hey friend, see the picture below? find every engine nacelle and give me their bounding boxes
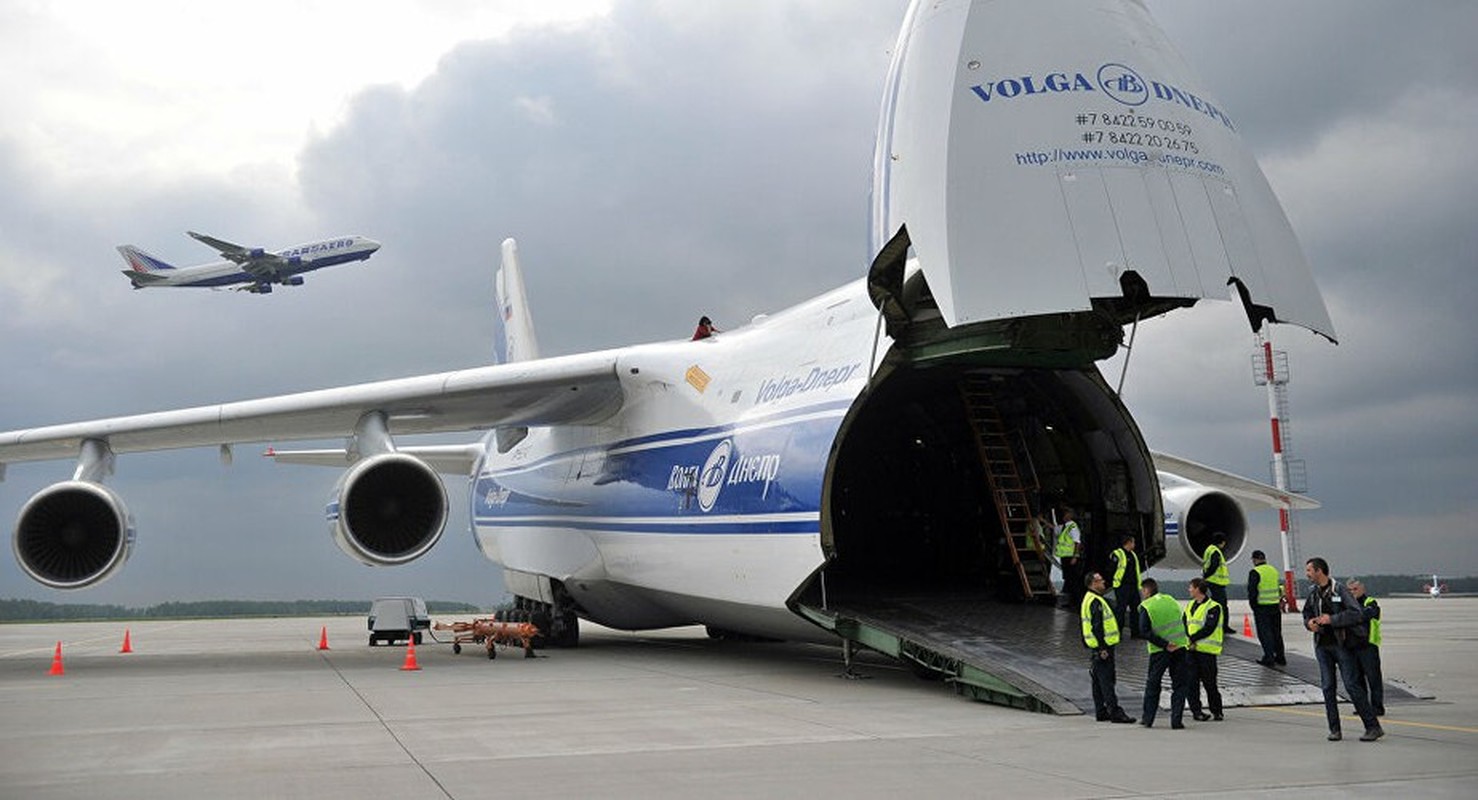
[13,480,136,589]
[329,453,447,566]
[283,275,304,286]
[1157,477,1247,571]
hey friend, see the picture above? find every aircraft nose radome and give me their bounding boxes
[364,239,382,252]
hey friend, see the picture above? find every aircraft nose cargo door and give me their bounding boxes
[799,358,1162,712]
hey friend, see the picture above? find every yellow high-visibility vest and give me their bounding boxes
[1055,521,1079,558]
[1111,547,1141,590]
[1141,592,1187,654]
[1363,596,1382,647]
[1185,598,1224,655]
[1203,544,1230,586]
[1081,592,1120,649]
[1253,563,1281,605]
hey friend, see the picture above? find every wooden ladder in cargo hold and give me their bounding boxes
[959,380,1056,602]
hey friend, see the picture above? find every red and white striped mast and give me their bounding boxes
[1255,329,1301,611]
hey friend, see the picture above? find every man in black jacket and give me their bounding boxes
[1303,557,1382,742]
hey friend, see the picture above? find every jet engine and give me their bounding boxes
[329,453,447,566]
[13,480,136,589]
[283,276,304,286]
[1156,476,1248,571]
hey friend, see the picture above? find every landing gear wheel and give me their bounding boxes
[487,643,497,660]
[452,643,462,655]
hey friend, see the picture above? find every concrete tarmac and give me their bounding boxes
[2,597,1476,799]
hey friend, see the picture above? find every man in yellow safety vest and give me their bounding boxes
[1081,572,1135,724]
[1136,577,1191,729]
[1056,506,1084,608]
[1110,535,1142,638]
[1248,550,1286,666]
[1200,534,1233,634]
[1347,579,1385,716]
[1185,577,1224,722]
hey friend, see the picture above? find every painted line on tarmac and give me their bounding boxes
[1254,705,1478,734]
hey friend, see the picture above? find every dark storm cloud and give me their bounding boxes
[3,1,1475,605]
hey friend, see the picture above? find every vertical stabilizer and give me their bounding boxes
[494,238,541,364]
[116,245,176,273]
[492,238,539,453]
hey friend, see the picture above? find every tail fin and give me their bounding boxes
[492,238,540,454]
[116,245,176,274]
[493,238,540,364]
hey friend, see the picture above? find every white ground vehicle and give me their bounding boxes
[366,596,430,646]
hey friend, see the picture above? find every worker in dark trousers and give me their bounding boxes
[1184,577,1224,722]
[1347,579,1385,716]
[1303,557,1383,742]
[1200,533,1233,633]
[1109,534,1142,638]
[1081,572,1135,724]
[1248,550,1286,666]
[1137,578,1190,729]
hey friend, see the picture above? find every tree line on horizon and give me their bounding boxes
[0,598,484,623]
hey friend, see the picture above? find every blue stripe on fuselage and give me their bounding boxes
[473,401,851,533]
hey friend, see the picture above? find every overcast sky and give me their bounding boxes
[2,1,1474,607]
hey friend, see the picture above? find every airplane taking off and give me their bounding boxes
[1390,575,1478,599]
[118,231,380,294]
[2,1,1333,694]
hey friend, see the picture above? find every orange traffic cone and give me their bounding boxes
[317,626,330,651]
[120,629,133,654]
[400,638,422,671]
[48,642,65,676]
[1242,613,1253,637]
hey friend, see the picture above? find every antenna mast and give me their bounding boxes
[1253,329,1306,612]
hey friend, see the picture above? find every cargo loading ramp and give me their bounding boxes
[796,593,1429,715]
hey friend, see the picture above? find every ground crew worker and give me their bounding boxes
[1081,572,1135,724]
[1109,535,1142,638]
[1137,577,1190,729]
[1185,577,1224,722]
[1347,579,1386,716]
[1303,557,1382,742]
[1248,550,1286,666]
[1056,506,1083,608]
[1200,533,1233,633]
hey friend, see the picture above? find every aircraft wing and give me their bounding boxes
[1151,450,1320,511]
[265,444,485,476]
[0,351,623,465]
[187,231,285,278]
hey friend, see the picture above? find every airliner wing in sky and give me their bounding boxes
[188,231,283,278]
[0,351,623,463]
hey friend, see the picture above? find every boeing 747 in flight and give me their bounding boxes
[118,231,380,294]
[3,0,1333,709]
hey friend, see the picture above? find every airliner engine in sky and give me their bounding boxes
[118,231,380,294]
[3,0,1331,683]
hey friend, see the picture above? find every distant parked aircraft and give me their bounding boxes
[118,231,380,294]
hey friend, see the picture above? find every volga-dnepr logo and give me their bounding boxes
[967,62,1234,129]
[696,439,732,512]
[1096,62,1147,106]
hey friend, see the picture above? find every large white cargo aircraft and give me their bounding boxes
[3,0,1329,652]
[119,231,381,294]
